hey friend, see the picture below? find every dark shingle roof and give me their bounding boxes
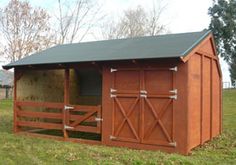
[3,30,211,69]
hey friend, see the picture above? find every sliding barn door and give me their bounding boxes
[110,67,177,147]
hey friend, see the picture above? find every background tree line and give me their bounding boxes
[209,0,236,83]
[0,0,167,63]
[0,0,235,82]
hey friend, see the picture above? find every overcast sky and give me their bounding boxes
[0,0,231,82]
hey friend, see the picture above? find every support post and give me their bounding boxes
[13,69,18,133]
[63,68,70,139]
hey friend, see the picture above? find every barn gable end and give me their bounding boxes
[186,35,222,152]
[198,37,216,56]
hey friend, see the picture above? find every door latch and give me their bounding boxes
[64,105,74,110]
[95,117,103,122]
[64,125,74,130]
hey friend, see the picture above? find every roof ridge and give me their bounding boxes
[60,30,209,46]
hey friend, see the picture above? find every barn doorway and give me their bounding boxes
[110,67,176,146]
[14,67,102,142]
[64,67,102,141]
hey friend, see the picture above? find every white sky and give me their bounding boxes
[0,0,231,82]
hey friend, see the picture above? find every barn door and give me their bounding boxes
[110,67,177,147]
[141,68,176,146]
[110,68,141,143]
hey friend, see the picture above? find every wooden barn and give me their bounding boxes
[3,30,222,155]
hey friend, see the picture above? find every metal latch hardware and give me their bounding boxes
[169,89,177,94]
[111,68,117,72]
[140,90,147,94]
[140,94,147,98]
[110,94,116,98]
[169,95,177,100]
[169,66,178,72]
[110,135,117,140]
[169,142,177,147]
[95,117,103,122]
[110,88,117,93]
[64,125,74,130]
[64,105,74,110]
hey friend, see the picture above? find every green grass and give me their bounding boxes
[0,90,236,164]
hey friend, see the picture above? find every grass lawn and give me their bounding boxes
[0,90,235,164]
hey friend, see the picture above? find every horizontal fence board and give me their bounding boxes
[70,114,95,122]
[72,105,101,112]
[16,101,64,109]
[17,121,63,130]
[17,111,62,119]
[73,125,100,133]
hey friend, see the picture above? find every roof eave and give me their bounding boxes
[180,30,212,63]
[3,56,182,70]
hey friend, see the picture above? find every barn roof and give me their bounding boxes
[3,30,211,69]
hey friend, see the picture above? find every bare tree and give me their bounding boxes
[146,3,166,36]
[103,4,166,39]
[56,0,103,44]
[0,0,54,62]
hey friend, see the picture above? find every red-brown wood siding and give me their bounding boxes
[187,37,222,152]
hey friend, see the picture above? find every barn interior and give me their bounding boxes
[15,66,102,141]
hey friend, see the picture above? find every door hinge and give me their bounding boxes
[169,141,177,147]
[110,94,116,98]
[64,125,74,130]
[169,89,178,94]
[64,105,74,110]
[111,68,117,72]
[140,90,147,94]
[110,135,117,140]
[169,95,177,100]
[95,117,103,122]
[169,66,178,72]
[110,88,117,93]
